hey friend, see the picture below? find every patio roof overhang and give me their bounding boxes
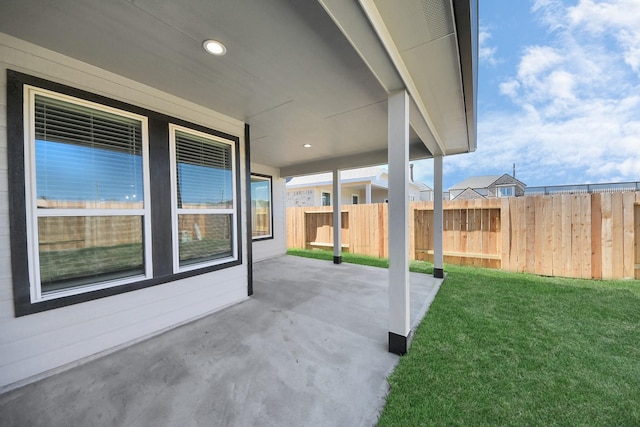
[0,0,477,176]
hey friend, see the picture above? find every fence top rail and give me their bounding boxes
[525,181,640,195]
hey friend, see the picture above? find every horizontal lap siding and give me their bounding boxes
[0,34,247,390]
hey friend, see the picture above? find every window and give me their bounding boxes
[170,125,237,271]
[322,192,331,206]
[251,174,273,240]
[24,87,151,301]
[498,186,514,197]
[352,194,359,205]
[9,71,243,315]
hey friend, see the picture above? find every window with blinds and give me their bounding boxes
[171,125,236,270]
[10,73,243,314]
[27,88,151,300]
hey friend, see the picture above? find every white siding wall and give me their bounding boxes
[371,188,389,203]
[408,184,422,202]
[420,190,434,202]
[0,34,250,390]
[316,186,331,206]
[344,189,364,205]
[251,163,286,261]
[286,186,370,206]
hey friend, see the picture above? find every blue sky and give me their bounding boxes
[414,0,640,190]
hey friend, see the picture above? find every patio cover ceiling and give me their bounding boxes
[0,0,477,176]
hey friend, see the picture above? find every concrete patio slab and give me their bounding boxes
[0,255,443,427]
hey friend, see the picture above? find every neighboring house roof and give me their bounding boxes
[452,188,485,200]
[449,174,526,191]
[449,175,501,191]
[413,181,433,191]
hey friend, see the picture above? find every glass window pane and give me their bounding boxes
[178,214,232,266]
[38,216,144,293]
[34,95,144,207]
[175,130,232,209]
[251,176,272,239]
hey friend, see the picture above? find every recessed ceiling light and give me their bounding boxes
[203,39,227,56]
[303,144,312,148]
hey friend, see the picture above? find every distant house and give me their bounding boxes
[286,166,433,207]
[448,174,526,200]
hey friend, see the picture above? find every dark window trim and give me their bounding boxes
[321,191,331,206]
[250,172,274,242]
[7,69,243,317]
[245,124,253,296]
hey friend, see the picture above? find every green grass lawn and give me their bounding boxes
[286,248,434,274]
[288,249,640,426]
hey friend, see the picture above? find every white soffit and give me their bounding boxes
[0,0,474,173]
[336,0,469,156]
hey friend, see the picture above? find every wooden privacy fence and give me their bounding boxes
[500,192,640,280]
[287,205,387,257]
[286,192,640,280]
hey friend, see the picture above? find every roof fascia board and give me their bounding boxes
[287,177,372,189]
[281,142,431,177]
[452,0,478,153]
[282,148,388,177]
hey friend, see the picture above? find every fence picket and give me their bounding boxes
[623,192,635,279]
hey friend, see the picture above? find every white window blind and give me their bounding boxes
[35,95,142,153]
[34,94,144,206]
[28,90,150,300]
[175,130,232,209]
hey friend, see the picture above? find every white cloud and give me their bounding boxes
[499,80,520,98]
[531,0,568,30]
[619,30,640,72]
[463,0,640,186]
[517,46,563,81]
[567,0,640,73]
[479,27,498,65]
[546,70,576,101]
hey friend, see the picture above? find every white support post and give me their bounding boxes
[433,156,444,278]
[387,90,410,355]
[365,183,372,204]
[332,169,342,264]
